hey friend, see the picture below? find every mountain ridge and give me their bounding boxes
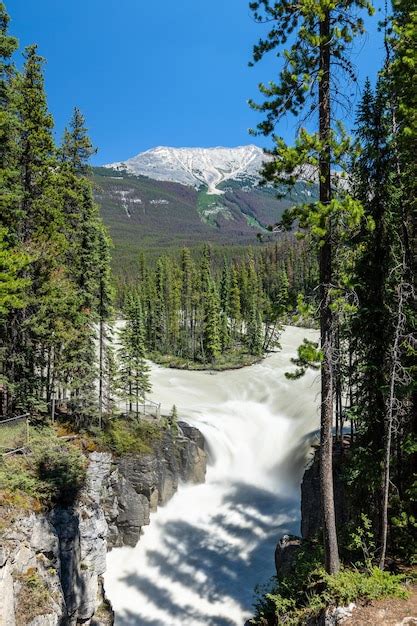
[104,144,270,195]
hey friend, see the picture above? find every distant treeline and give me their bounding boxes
[120,239,318,364]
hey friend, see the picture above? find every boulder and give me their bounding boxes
[275,534,303,578]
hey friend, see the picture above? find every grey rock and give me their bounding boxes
[275,534,303,578]
[27,616,60,626]
[0,559,15,626]
[301,447,349,540]
[30,517,59,558]
[1,423,207,625]
[86,452,113,504]
[108,470,150,547]
[324,603,356,625]
[178,422,205,449]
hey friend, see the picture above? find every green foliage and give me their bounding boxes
[348,513,377,569]
[0,228,29,321]
[0,5,113,422]
[124,238,316,369]
[15,567,51,626]
[285,338,322,379]
[30,432,86,504]
[167,404,179,434]
[253,551,408,626]
[117,292,151,413]
[97,417,162,455]
[0,428,86,507]
[60,107,96,175]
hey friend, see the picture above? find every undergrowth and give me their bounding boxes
[251,540,409,625]
[94,417,162,454]
[0,426,86,511]
[15,568,51,625]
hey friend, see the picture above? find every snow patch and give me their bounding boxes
[105,145,270,194]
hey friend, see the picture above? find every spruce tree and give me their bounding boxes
[60,107,96,175]
[229,267,241,340]
[0,1,20,234]
[117,293,151,416]
[246,300,263,357]
[249,0,374,573]
[203,282,221,362]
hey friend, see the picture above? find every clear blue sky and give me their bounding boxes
[7,0,385,165]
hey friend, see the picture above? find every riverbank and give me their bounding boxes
[149,348,265,371]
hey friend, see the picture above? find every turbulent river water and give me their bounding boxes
[104,326,320,626]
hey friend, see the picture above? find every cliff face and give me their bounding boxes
[274,445,349,580]
[300,446,349,541]
[0,423,206,626]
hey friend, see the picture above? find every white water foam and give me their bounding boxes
[104,326,319,626]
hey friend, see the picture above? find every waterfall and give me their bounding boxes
[104,326,319,626]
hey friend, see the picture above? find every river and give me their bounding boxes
[104,326,320,626]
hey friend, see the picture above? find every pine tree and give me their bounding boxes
[203,282,221,362]
[60,107,96,175]
[249,0,374,574]
[229,267,241,340]
[97,226,114,424]
[168,404,179,434]
[117,293,151,416]
[246,300,263,357]
[180,247,194,356]
[220,311,231,353]
[351,78,393,455]
[219,260,230,314]
[11,44,68,411]
[0,2,20,234]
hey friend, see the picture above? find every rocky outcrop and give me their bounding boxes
[301,445,349,541]
[274,535,303,579]
[273,446,349,582]
[0,422,206,625]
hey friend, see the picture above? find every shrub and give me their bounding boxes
[251,542,409,626]
[96,417,162,455]
[15,568,51,625]
[30,434,87,505]
[0,427,87,508]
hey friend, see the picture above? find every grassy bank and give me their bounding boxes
[150,348,265,371]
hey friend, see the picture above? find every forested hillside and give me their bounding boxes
[93,165,310,278]
[119,239,317,369]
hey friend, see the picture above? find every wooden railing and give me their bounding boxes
[0,413,30,455]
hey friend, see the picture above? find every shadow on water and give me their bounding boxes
[115,482,299,626]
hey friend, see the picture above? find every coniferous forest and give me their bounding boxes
[0,0,416,624]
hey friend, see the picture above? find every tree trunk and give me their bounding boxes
[319,10,340,575]
[379,263,405,569]
[98,280,104,429]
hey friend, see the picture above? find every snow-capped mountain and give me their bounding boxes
[105,145,270,195]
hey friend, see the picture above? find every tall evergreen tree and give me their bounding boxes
[117,293,151,416]
[249,0,374,573]
[203,282,221,362]
[60,107,96,175]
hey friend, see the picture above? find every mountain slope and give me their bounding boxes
[95,145,316,271]
[105,145,268,195]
